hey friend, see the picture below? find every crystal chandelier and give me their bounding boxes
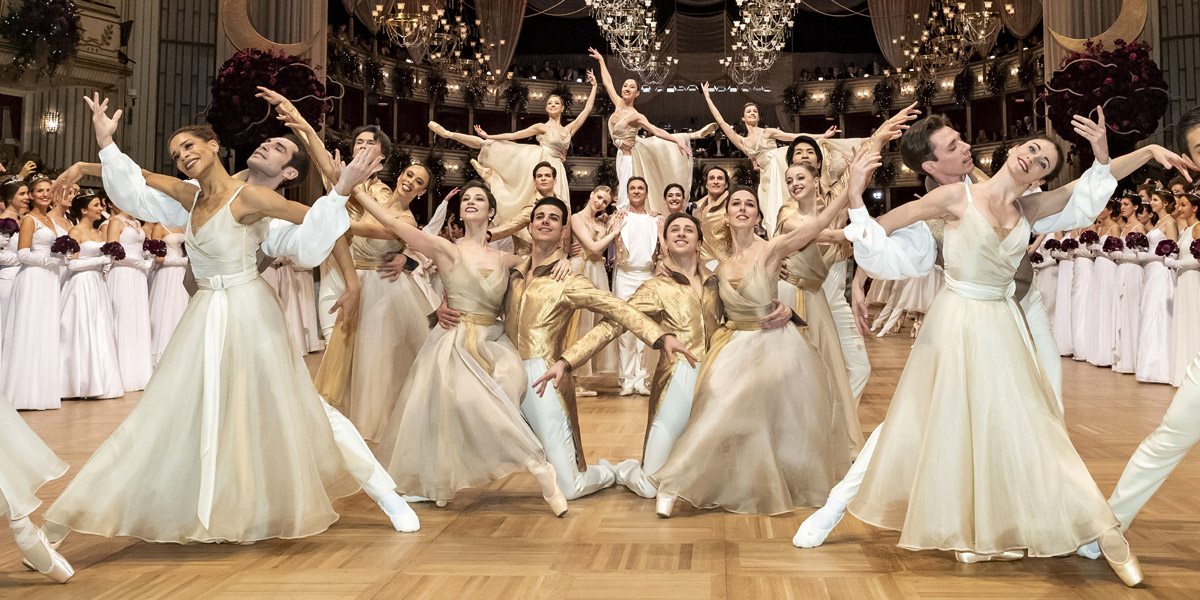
[902,0,972,79]
[587,0,677,85]
[959,1,1015,54]
[373,2,438,58]
[720,0,799,86]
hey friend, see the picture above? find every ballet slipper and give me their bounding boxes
[633,382,650,396]
[1098,528,1144,587]
[527,462,569,517]
[428,121,450,137]
[1076,540,1101,560]
[402,495,431,503]
[954,550,1024,563]
[377,491,420,532]
[434,500,450,508]
[655,491,676,518]
[575,387,598,397]
[792,499,846,548]
[691,123,719,139]
[11,519,74,583]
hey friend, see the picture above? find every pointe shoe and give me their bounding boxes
[1098,528,1144,587]
[691,122,719,139]
[954,550,1024,563]
[619,385,634,397]
[575,387,598,397]
[528,462,569,517]
[633,382,650,396]
[435,500,450,508]
[377,491,421,532]
[428,121,450,137]
[792,506,845,549]
[12,522,74,583]
[655,492,676,518]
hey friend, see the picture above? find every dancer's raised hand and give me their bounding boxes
[587,47,604,62]
[821,125,841,139]
[334,146,384,196]
[82,92,122,148]
[1072,106,1109,165]
[586,69,597,86]
[474,125,490,139]
[847,146,883,199]
[1147,145,1196,183]
[874,101,920,143]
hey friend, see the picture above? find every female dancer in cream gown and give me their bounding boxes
[60,193,124,399]
[1,175,66,410]
[1136,190,1179,383]
[774,163,862,455]
[652,150,870,517]
[1088,206,1122,367]
[1,397,74,582]
[1051,231,1075,355]
[106,207,153,390]
[589,47,702,212]
[428,70,596,225]
[147,222,189,365]
[1171,195,1200,386]
[0,178,29,314]
[844,136,1143,586]
[361,182,569,515]
[1112,196,1147,374]
[568,185,624,378]
[43,95,407,544]
[699,85,838,234]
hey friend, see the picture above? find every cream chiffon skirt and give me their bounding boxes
[44,278,366,543]
[849,290,1118,556]
[375,320,545,502]
[651,325,850,515]
[0,398,68,520]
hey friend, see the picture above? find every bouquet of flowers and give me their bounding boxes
[143,238,167,258]
[50,235,79,256]
[1061,238,1080,252]
[0,217,18,239]
[1044,238,1062,251]
[1155,239,1179,257]
[100,241,126,261]
[1192,239,1200,260]
[1030,252,1045,264]
[1079,230,1100,246]
[1124,232,1149,251]
[1102,236,1125,253]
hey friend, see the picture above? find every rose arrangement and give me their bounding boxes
[0,0,81,80]
[1079,230,1100,246]
[0,217,19,238]
[1155,239,1179,257]
[1044,238,1062,251]
[1102,236,1125,253]
[1192,239,1200,260]
[143,238,167,258]
[1124,232,1149,251]
[1042,40,1169,157]
[1030,251,1044,264]
[207,48,329,148]
[50,235,79,256]
[100,241,126,261]
[1061,238,1080,252]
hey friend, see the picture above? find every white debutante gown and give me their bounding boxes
[1070,250,1094,362]
[0,396,68,520]
[276,260,322,354]
[44,188,367,543]
[108,215,153,391]
[1111,243,1145,374]
[746,135,787,236]
[1033,239,1058,321]
[1087,238,1119,367]
[1135,228,1174,383]
[473,129,571,227]
[148,232,189,365]
[1172,225,1200,386]
[60,241,124,399]
[849,189,1119,556]
[0,227,17,317]
[1053,253,1074,355]
[1,220,65,410]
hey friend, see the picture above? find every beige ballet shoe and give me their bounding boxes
[1098,528,1144,587]
[428,121,450,138]
[12,521,74,583]
[527,462,569,517]
[575,387,598,397]
[953,550,1024,563]
[691,122,719,139]
[435,500,450,508]
[655,492,676,518]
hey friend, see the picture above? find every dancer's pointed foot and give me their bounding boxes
[793,498,845,548]
[528,462,569,517]
[1098,528,1144,587]
[1077,540,1101,560]
[954,550,1024,563]
[378,491,421,532]
[11,520,74,583]
[428,121,449,137]
[655,491,676,518]
[691,122,719,138]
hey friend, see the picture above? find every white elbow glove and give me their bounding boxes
[17,249,64,269]
[67,255,112,273]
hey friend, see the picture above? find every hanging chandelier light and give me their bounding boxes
[587,0,677,85]
[959,1,1015,53]
[373,2,438,59]
[901,0,973,80]
[721,0,799,86]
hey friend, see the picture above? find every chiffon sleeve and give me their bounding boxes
[843,206,937,280]
[98,144,191,228]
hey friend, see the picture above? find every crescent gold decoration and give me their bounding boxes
[221,0,321,55]
[1047,0,1147,53]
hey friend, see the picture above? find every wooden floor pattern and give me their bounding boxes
[4,329,1200,599]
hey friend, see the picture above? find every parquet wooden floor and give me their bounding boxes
[3,330,1199,599]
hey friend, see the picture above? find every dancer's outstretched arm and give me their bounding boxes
[353,183,458,269]
[588,47,624,108]
[766,125,840,144]
[769,147,876,264]
[699,83,747,154]
[565,71,599,136]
